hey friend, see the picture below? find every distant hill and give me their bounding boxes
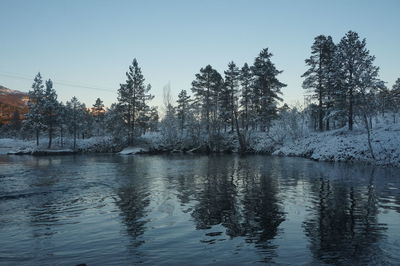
[0,85,29,124]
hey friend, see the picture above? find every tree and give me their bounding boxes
[26,72,45,146]
[137,84,154,135]
[92,98,105,135]
[58,102,67,147]
[336,31,380,131]
[66,96,83,150]
[10,110,22,132]
[240,63,253,130]
[42,79,60,148]
[251,48,286,131]
[223,61,240,132]
[191,65,223,135]
[148,106,159,132]
[389,78,400,123]
[302,35,336,131]
[118,58,147,144]
[104,103,126,143]
[176,89,191,131]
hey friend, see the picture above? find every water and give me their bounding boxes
[0,155,399,265]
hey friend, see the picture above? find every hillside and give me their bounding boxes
[0,85,29,124]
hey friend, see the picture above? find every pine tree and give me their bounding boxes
[191,65,223,135]
[104,103,126,143]
[118,58,146,144]
[58,102,67,147]
[148,106,159,132]
[302,35,336,131]
[251,48,286,131]
[11,110,21,132]
[176,89,191,131]
[137,84,154,135]
[336,31,380,130]
[66,96,83,150]
[239,63,253,130]
[26,72,45,146]
[42,79,59,148]
[390,78,400,122]
[92,98,105,135]
[223,61,240,132]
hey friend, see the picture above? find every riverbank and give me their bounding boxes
[273,123,400,167]
[1,123,399,166]
[0,137,122,155]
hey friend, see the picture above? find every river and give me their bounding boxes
[0,154,399,265]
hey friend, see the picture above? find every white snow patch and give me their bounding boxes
[118,146,149,155]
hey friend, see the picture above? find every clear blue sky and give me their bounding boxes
[1,0,399,108]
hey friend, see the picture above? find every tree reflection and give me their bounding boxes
[114,157,151,248]
[183,156,285,262]
[303,168,388,265]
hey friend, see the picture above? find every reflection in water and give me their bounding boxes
[303,167,391,265]
[114,158,151,248]
[0,155,399,265]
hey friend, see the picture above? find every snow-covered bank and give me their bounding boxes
[118,146,149,155]
[273,123,400,167]
[2,123,399,167]
[0,136,122,155]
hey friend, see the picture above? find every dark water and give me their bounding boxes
[0,155,399,265]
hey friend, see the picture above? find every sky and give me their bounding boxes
[1,0,399,109]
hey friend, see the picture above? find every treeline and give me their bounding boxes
[12,65,159,149]
[1,30,400,153]
[302,31,400,132]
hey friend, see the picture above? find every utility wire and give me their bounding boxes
[0,71,116,93]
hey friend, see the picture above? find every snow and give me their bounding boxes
[1,118,399,167]
[0,136,121,155]
[273,122,400,167]
[118,146,149,155]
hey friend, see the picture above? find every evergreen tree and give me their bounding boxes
[58,102,67,147]
[26,72,45,146]
[239,63,253,130]
[223,61,240,132]
[42,79,59,148]
[104,103,126,143]
[66,96,83,149]
[10,110,22,132]
[251,48,286,131]
[92,97,105,135]
[176,89,191,131]
[302,35,336,131]
[137,84,154,134]
[390,78,400,122]
[148,106,159,132]
[336,31,380,130]
[191,65,223,135]
[118,58,146,144]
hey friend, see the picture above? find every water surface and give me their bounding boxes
[0,155,399,265]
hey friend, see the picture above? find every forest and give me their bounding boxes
[1,31,400,164]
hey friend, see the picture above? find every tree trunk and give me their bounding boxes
[319,90,323,131]
[60,126,63,148]
[73,126,76,150]
[48,124,52,149]
[234,110,246,154]
[36,129,39,146]
[363,113,375,160]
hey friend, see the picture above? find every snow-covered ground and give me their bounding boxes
[273,123,400,167]
[0,136,120,155]
[1,121,399,167]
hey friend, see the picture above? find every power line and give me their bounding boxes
[0,71,116,93]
